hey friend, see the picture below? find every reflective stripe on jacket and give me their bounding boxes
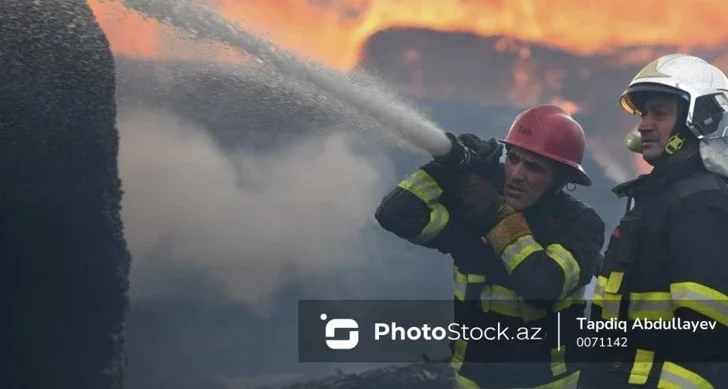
[581,156,728,389]
[376,161,606,388]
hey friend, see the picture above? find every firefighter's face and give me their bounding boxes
[503,147,554,211]
[637,95,678,164]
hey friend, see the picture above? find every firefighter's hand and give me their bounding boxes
[457,134,504,166]
[435,132,478,170]
[458,174,511,236]
[457,133,504,184]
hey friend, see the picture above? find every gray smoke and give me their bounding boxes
[118,108,397,307]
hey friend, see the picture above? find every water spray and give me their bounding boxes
[118,0,453,158]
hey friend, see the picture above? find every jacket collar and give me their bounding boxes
[522,189,562,233]
[612,153,705,200]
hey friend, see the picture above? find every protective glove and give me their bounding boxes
[434,132,478,171]
[457,133,504,166]
[457,133,505,184]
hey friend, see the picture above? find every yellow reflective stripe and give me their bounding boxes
[671,282,728,327]
[450,339,467,372]
[453,268,486,301]
[454,281,466,301]
[455,264,584,320]
[397,169,441,200]
[453,371,479,389]
[411,203,449,244]
[467,274,486,283]
[592,275,607,308]
[501,235,542,273]
[481,285,585,321]
[397,169,450,244]
[545,243,582,298]
[454,370,580,389]
[658,361,714,389]
[550,347,567,377]
[628,349,654,385]
[598,272,623,320]
[629,292,673,320]
[592,275,621,319]
[602,293,622,320]
[498,237,580,300]
[454,269,466,301]
[481,284,523,317]
[554,287,586,311]
[606,271,624,293]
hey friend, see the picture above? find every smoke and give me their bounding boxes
[586,136,633,184]
[118,109,393,307]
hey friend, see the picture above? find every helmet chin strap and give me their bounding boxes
[659,133,686,159]
[647,131,685,169]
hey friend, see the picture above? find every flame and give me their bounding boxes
[89,0,728,71]
[550,97,580,116]
[219,0,728,72]
[88,0,246,62]
[87,0,728,179]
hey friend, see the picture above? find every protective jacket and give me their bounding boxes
[579,154,728,388]
[375,160,605,389]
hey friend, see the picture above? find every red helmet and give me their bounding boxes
[500,104,591,187]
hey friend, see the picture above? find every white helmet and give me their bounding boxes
[620,53,728,176]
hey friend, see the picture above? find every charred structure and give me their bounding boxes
[0,1,131,388]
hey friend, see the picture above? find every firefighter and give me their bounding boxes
[375,104,606,389]
[578,54,728,388]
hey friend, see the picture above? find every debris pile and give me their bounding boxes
[269,363,453,389]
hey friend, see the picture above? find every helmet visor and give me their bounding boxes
[619,83,690,115]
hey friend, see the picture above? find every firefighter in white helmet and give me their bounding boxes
[579,54,728,388]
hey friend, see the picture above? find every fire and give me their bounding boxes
[87,0,246,62]
[550,98,580,116]
[87,0,727,178]
[90,0,728,72]
[88,0,160,58]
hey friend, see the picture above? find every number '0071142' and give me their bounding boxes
[575,336,628,348]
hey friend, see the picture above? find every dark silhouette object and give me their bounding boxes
[0,1,131,388]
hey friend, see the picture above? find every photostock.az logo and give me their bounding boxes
[320,313,359,350]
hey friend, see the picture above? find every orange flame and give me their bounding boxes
[550,97,580,116]
[88,0,246,62]
[90,0,728,71]
[87,0,728,178]
[217,0,728,72]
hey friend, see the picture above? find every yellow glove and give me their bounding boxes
[485,204,532,255]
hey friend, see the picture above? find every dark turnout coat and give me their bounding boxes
[579,155,728,389]
[376,160,605,389]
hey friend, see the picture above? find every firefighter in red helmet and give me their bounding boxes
[375,104,606,388]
